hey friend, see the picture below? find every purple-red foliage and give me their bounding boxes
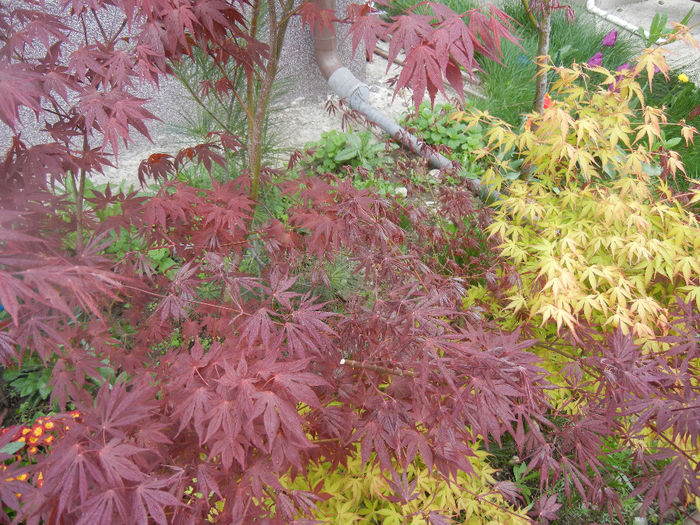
[1,0,698,523]
[347,0,520,109]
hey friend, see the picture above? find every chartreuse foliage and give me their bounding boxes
[281,447,529,524]
[457,51,700,340]
[458,47,700,523]
[492,179,700,338]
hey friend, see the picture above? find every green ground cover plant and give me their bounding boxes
[403,103,487,180]
[301,129,397,174]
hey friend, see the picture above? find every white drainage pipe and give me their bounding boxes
[586,0,641,34]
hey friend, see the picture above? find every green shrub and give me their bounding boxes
[403,102,487,179]
[301,129,397,174]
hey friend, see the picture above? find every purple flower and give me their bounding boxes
[609,63,632,92]
[602,30,617,47]
[588,52,603,67]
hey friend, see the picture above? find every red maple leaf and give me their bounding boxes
[298,2,337,36]
[0,64,44,129]
[346,5,387,60]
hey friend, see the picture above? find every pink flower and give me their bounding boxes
[588,52,603,67]
[602,30,617,47]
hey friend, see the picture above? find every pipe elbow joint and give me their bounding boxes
[328,67,370,109]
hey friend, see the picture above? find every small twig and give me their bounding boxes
[340,358,417,377]
[312,437,342,444]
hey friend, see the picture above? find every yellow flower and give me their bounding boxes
[678,73,689,83]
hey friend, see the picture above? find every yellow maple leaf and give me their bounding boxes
[634,47,670,89]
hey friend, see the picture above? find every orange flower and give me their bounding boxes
[37,472,44,489]
[28,436,39,445]
[31,426,43,438]
[20,428,31,436]
[44,435,55,445]
[44,421,55,431]
[27,447,38,455]
[543,93,553,109]
[69,410,80,419]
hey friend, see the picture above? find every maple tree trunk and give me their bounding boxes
[74,14,93,252]
[533,12,551,114]
[521,0,552,114]
[248,0,297,201]
[247,0,263,197]
[75,169,86,251]
[74,134,89,252]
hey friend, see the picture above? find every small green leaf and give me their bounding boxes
[148,248,169,260]
[0,441,26,455]
[664,136,681,148]
[335,148,359,162]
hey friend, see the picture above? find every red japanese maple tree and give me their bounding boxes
[0,0,698,523]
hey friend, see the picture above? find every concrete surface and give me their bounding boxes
[593,0,700,81]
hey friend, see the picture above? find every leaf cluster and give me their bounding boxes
[464,58,700,340]
[301,129,396,174]
[282,446,530,524]
[403,102,486,178]
[347,0,521,109]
